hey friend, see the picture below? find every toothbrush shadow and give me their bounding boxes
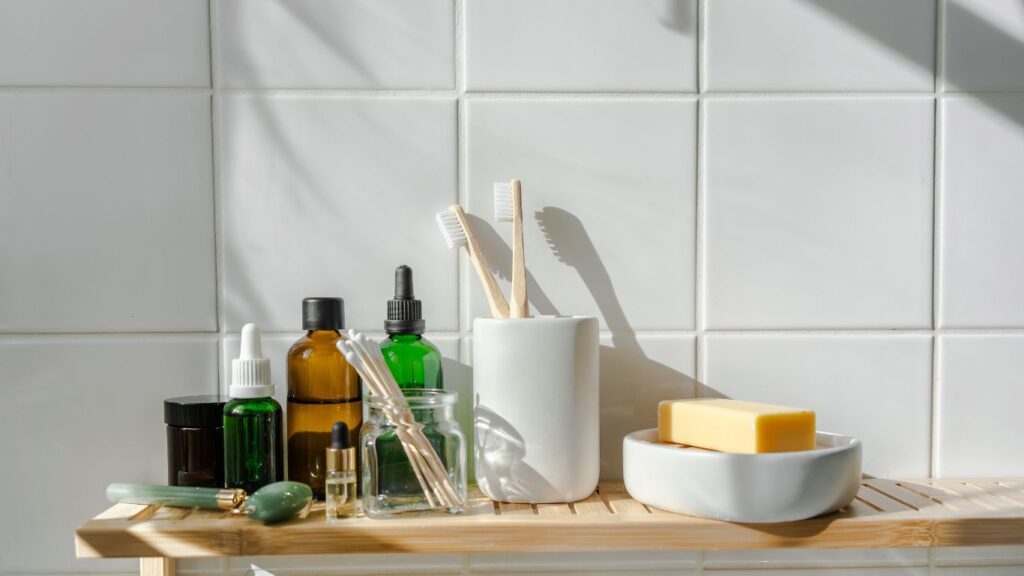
[535,207,700,478]
[466,214,559,315]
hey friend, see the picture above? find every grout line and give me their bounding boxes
[936,0,947,95]
[928,0,946,481]
[932,336,944,477]
[209,0,223,335]
[455,0,469,334]
[207,0,226,389]
[0,332,223,340]
[5,85,1022,98]
[694,97,706,335]
[0,86,212,94]
[220,88,458,99]
[5,328,1024,340]
[695,0,707,401]
[697,0,707,94]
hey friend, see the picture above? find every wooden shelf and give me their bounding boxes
[77,478,1024,569]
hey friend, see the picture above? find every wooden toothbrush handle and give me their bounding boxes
[451,205,510,319]
[510,180,528,318]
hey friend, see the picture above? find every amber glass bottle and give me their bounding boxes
[287,298,361,499]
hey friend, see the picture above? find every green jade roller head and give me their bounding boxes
[106,481,313,524]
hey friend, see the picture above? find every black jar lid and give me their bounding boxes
[164,395,230,428]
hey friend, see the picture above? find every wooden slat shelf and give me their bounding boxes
[76,478,1024,564]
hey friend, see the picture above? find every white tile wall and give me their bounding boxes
[465,99,697,331]
[703,335,934,477]
[218,0,455,89]
[936,336,1024,476]
[220,96,458,333]
[939,96,1024,328]
[707,569,928,576]
[0,0,210,87]
[944,0,1024,91]
[0,93,216,332]
[706,0,936,91]
[704,98,934,330]
[466,0,697,92]
[703,548,927,569]
[598,334,697,478]
[5,0,1024,573]
[0,337,218,574]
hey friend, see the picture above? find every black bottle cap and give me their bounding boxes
[386,265,425,334]
[164,395,230,428]
[331,421,350,450]
[303,297,344,331]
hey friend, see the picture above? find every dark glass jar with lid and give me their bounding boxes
[165,395,229,487]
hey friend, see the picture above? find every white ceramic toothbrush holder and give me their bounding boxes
[473,315,600,503]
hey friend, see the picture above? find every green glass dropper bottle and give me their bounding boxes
[224,323,284,493]
[378,266,445,497]
[381,265,443,390]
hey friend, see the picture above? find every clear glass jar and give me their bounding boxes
[361,389,467,518]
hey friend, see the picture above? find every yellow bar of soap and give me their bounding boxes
[658,398,816,453]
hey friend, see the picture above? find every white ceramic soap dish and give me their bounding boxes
[622,429,862,523]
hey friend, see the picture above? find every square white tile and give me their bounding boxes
[220,96,458,333]
[228,553,464,574]
[708,569,927,576]
[934,568,1024,576]
[936,336,1024,476]
[466,0,697,92]
[465,99,697,330]
[218,0,454,89]
[703,335,933,477]
[704,98,934,330]
[0,0,209,87]
[468,565,696,569]
[704,548,927,569]
[0,337,218,574]
[944,0,1024,91]
[934,546,1024,566]
[599,334,696,479]
[468,550,697,571]
[0,93,216,332]
[940,96,1024,328]
[705,0,935,91]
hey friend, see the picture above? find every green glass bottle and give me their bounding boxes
[376,266,444,499]
[224,323,284,493]
[381,266,443,390]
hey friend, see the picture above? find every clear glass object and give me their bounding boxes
[325,469,358,521]
[361,389,467,518]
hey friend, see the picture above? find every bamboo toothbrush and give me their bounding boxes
[494,179,528,318]
[436,205,510,318]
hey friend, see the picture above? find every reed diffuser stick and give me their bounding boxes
[337,331,461,508]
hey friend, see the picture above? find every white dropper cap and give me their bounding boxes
[230,323,274,399]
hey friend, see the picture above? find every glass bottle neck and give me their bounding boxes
[388,333,422,343]
[307,329,341,340]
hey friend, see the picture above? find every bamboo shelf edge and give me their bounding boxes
[76,478,1024,559]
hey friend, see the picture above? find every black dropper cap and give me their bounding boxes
[331,421,350,450]
[303,297,344,331]
[386,265,425,334]
[327,421,354,472]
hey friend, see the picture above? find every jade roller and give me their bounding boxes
[106,481,313,523]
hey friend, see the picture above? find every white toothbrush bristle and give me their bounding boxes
[493,182,514,222]
[435,209,467,249]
